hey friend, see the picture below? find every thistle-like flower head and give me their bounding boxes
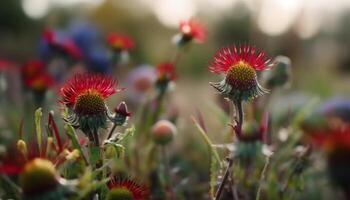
[209,45,274,102]
[60,73,120,133]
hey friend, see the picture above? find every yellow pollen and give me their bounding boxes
[226,62,257,90]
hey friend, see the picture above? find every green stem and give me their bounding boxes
[106,123,117,140]
[215,100,244,200]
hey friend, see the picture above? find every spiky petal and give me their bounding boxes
[209,45,273,74]
[108,177,149,200]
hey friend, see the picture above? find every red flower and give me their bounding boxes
[179,19,207,43]
[108,177,149,200]
[209,45,274,101]
[107,33,135,51]
[311,126,350,153]
[25,73,54,93]
[61,74,118,109]
[209,45,273,74]
[22,60,46,80]
[0,140,59,176]
[156,62,176,81]
[60,73,121,133]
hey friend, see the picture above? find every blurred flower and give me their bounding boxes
[155,62,176,95]
[86,47,112,73]
[156,62,177,81]
[107,33,134,51]
[107,177,149,200]
[126,65,156,104]
[209,45,274,102]
[21,60,54,96]
[174,19,207,45]
[25,72,54,94]
[21,60,46,80]
[263,55,292,89]
[302,98,350,133]
[60,73,120,134]
[106,33,134,66]
[20,158,59,196]
[0,139,64,176]
[310,126,350,153]
[310,126,350,196]
[131,67,156,92]
[39,29,82,61]
[68,21,112,73]
[151,120,177,145]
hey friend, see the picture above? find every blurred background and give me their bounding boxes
[1,0,350,198]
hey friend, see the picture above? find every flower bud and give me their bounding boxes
[17,139,28,158]
[151,120,177,145]
[112,101,131,126]
[264,55,291,89]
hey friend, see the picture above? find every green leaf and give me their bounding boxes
[118,125,135,143]
[65,124,87,165]
[192,116,222,198]
[34,107,43,154]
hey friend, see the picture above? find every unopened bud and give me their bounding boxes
[17,139,28,158]
[151,120,177,145]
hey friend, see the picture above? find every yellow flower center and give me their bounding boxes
[107,187,133,200]
[226,61,257,90]
[75,90,106,116]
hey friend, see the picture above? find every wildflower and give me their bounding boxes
[310,126,350,196]
[209,45,274,103]
[107,177,149,200]
[156,62,176,82]
[151,120,177,145]
[302,98,350,133]
[25,72,54,94]
[20,158,59,196]
[0,140,74,199]
[21,60,54,102]
[60,73,120,135]
[174,19,207,45]
[21,60,46,81]
[107,33,134,52]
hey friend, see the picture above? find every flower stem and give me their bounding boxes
[256,155,271,200]
[215,100,244,200]
[215,157,234,200]
[106,123,117,140]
